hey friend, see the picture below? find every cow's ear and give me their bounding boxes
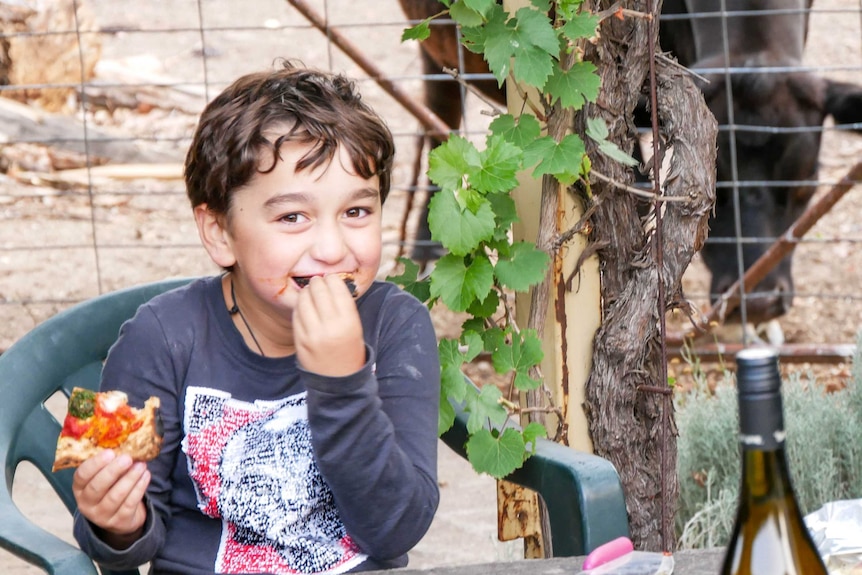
[824,80,862,129]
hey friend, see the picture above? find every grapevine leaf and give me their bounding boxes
[463,0,496,17]
[491,338,516,374]
[438,337,463,367]
[522,421,548,453]
[438,338,469,404]
[512,47,556,91]
[461,330,485,362]
[489,113,542,149]
[467,288,500,318]
[544,60,600,110]
[494,241,549,292]
[525,133,586,185]
[427,189,496,255]
[464,5,557,88]
[488,193,519,235]
[458,185,486,213]
[556,0,586,20]
[510,8,559,89]
[514,370,542,391]
[492,329,544,376]
[461,5,510,83]
[488,113,516,136]
[520,136,551,170]
[513,7,559,56]
[438,339,468,428]
[586,117,639,166]
[465,428,527,478]
[440,362,467,415]
[430,253,494,312]
[465,384,508,434]
[481,326,507,354]
[599,141,640,166]
[450,0,485,27]
[473,135,522,194]
[461,316,485,335]
[386,257,431,302]
[585,116,609,141]
[519,329,545,368]
[401,20,431,42]
[559,12,600,42]
[438,393,456,435]
[530,0,552,11]
[438,336,484,423]
[428,136,481,192]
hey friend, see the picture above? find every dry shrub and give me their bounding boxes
[674,333,862,548]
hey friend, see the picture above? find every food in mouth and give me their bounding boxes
[294,273,357,297]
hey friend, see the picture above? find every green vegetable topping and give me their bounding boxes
[69,389,96,419]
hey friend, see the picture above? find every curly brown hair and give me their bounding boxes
[184,59,395,214]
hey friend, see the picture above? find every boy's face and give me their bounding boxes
[209,141,382,314]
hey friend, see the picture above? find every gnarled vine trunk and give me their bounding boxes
[577,0,717,550]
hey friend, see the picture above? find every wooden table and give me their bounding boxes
[367,548,726,574]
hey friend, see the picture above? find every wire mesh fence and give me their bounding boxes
[0,0,861,365]
[0,0,472,351]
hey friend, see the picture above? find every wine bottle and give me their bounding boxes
[720,347,827,575]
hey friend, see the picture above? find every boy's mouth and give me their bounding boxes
[293,273,357,297]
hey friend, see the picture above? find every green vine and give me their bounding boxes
[391,0,635,479]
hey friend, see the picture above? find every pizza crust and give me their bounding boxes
[52,395,163,472]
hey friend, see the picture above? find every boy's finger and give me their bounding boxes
[113,467,150,524]
[101,462,148,512]
[86,454,136,501]
[73,449,116,495]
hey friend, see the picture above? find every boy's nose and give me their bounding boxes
[309,224,348,263]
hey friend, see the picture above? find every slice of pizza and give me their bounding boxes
[52,387,163,472]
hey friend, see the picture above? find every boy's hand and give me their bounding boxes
[294,274,365,377]
[72,449,150,549]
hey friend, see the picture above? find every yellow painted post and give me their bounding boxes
[502,0,600,456]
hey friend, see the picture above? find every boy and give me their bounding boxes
[71,59,441,574]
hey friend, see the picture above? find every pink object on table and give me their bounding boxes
[582,536,635,570]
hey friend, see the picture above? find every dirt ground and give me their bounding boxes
[1,0,861,572]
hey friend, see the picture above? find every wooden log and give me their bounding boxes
[10,162,183,188]
[87,58,208,115]
[0,96,180,164]
[2,0,102,112]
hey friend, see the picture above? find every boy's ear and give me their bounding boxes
[194,204,236,269]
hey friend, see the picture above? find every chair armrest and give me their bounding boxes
[0,494,98,575]
[440,382,630,557]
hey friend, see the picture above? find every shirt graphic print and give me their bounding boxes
[182,387,367,574]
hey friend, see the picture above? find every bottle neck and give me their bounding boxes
[738,392,796,500]
[739,393,785,451]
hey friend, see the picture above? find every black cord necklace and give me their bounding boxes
[228,276,266,357]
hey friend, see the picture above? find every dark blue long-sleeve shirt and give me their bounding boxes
[73,276,440,574]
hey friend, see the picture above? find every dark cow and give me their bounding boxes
[400,0,862,322]
[660,0,862,323]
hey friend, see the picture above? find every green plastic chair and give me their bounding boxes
[0,279,629,574]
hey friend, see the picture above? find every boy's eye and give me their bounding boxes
[345,207,369,218]
[280,213,307,224]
